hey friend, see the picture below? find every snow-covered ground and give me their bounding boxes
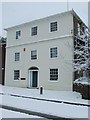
[0,85,89,105]
[0,108,42,118]
[0,85,89,119]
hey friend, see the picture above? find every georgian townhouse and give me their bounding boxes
[5,10,88,91]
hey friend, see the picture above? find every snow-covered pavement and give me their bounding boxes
[0,85,89,119]
[0,85,89,105]
[0,108,43,119]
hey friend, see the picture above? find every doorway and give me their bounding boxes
[31,71,38,87]
[28,66,39,88]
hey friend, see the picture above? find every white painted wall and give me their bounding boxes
[5,11,74,91]
[5,37,74,91]
[6,13,73,47]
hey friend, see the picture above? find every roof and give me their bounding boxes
[4,9,87,31]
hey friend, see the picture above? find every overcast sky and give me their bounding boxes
[1,2,89,37]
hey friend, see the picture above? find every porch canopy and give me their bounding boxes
[28,66,39,70]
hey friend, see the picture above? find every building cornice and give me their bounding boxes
[6,35,73,48]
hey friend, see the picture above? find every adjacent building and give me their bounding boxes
[0,37,6,85]
[5,10,88,91]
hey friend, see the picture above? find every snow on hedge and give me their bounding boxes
[74,77,90,85]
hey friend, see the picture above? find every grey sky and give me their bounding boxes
[1,2,88,37]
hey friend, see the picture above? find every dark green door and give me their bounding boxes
[32,71,38,87]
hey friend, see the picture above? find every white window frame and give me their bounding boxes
[50,21,58,32]
[31,26,38,36]
[14,70,20,80]
[50,68,59,81]
[50,47,58,58]
[15,52,20,61]
[16,30,21,39]
[31,50,37,60]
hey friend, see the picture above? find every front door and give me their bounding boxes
[32,71,38,87]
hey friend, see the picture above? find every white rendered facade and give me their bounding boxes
[5,10,87,91]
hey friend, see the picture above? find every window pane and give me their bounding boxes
[50,22,57,32]
[16,31,21,39]
[50,47,57,58]
[50,69,58,81]
[14,70,20,80]
[15,52,20,61]
[31,50,37,60]
[31,26,37,36]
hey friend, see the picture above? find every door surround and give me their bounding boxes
[28,66,39,88]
